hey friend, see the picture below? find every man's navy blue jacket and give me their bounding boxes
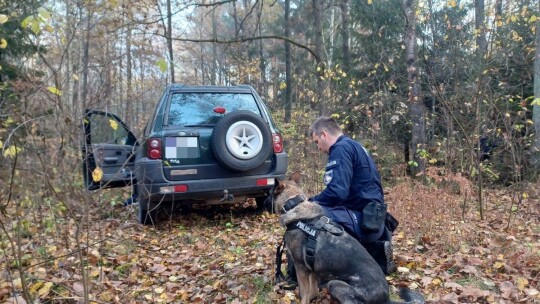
[311,135,384,212]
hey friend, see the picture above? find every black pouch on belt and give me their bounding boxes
[361,202,387,232]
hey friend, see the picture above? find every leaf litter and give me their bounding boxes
[0,179,539,303]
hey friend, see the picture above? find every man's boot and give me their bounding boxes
[363,240,396,275]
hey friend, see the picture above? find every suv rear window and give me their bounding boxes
[168,93,262,126]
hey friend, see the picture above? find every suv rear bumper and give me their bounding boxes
[135,153,287,204]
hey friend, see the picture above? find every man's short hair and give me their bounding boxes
[310,116,342,136]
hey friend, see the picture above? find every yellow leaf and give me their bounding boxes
[530,15,538,22]
[496,20,503,27]
[38,282,53,297]
[493,261,505,270]
[47,86,62,96]
[100,291,114,301]
[448,0,456,7]
[522,192,529,199]
[367,0,372,4]
[72,73,79,80]
[0,14,8,24]
[30,282,44,293]
[0,139,3,148]
[432,278,442,286]
[0,39,7,49]
[511,15,517,22]
[90,268,100,277]
[516,277,529,291]
[279,82,287,90]
[156,59,167,73]
[21,15,33,28]
[109,119,118,130]
[3,145,22,158]
[38,7,50,20]
[92,167,103,182]
[31,18,40,34]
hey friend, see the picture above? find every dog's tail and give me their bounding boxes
[389,287,425,304]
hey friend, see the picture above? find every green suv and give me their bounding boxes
[82,84,288,224]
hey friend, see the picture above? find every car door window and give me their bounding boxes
[89,114,130,145]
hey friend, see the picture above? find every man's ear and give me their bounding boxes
[289,171,302,184]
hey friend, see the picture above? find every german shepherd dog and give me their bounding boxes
[268,176,425,304]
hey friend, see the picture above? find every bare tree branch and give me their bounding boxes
[168,35,320,61]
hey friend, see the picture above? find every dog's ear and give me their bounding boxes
[289,171,302,184]
[275,178,285,194]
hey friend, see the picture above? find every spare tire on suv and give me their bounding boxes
[211,111,273,172]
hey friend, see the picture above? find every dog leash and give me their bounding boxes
[275,236,286,282]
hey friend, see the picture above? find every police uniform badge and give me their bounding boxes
[324,169,333,185]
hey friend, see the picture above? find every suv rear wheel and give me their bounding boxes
[211,111,273,172]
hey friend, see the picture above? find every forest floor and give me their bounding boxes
[1,176,539,304]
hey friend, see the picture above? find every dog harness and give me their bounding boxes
[276,195,345,275]
[287,216,344,271]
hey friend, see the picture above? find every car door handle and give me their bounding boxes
[103,157,118,164]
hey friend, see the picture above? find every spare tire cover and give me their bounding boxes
[211,110,273,172]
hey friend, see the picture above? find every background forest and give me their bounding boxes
[1,0,539,303]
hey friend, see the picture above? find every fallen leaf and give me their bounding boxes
[516,277,528,291]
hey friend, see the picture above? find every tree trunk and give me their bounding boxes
[534,0,540,173]
[338,0,350,106]
[81,9,91,113]
[126,27,133,126]
[339,0,350,71]
[256,0,266,97]
[284,0,292,122]
[313,0,326,115]
[403,0,426,176]
[474,0,487,55]
[166,0,175,83]
[211,5,218,85]
[199,3,206,84]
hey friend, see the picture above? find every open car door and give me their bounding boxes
[82,110,138,190]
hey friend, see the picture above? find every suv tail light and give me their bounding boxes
[272,133,284,153]
[147,138,162,159]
